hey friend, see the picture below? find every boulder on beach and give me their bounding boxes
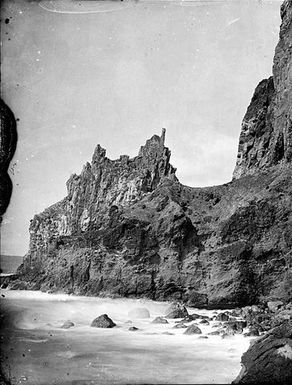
[179,314,200,323]
[129,326,139,331]
[91,314,116,328]
[212,322,222,328]
[200,319,210,325]
[208,330,221,335]
[152,316,168,324]
[226,321,247,334]
[233,321,292,384]
[61,320,75,329]
[184,324,202,335]
[199,315,210,320]
[173,323,187,329]
[128,307,150,319]
[244,328,260,337]
[267,300,284,313]
[222,332,235,339]
[165,302,188,319]
[189,314,202,320]
[215,312,229,322]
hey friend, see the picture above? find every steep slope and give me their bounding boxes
[0,99,17,219]
[10,0,292,308]
[233,0,292,179]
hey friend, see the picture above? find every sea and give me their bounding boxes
[0,290,252,385]
[0,255,23,275]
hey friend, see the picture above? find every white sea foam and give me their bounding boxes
[0,289,252,384]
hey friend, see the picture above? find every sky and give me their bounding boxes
[1,0,282,256]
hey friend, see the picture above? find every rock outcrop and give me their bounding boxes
[91,314,116,328]
[233,0,292,179]
[0,99,17,220]
[233,321,292,384]
[9,1,292,309]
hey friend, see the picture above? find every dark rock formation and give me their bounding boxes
[0,99,17,219]
[233,321,292,384]
[173,323,187,329]
[152,317,168,324]
[9,1,292,310]
[61,320,74,329]
[180,314,201,323]
[91,314,116,328]
[165,303,189,319]
[183,324,202,335]
[268,300,284,313]
[244,329,259,337]
[199,319,209,325]
[215,313,230,322]
[128,326,139,331]
[233,0,292,179]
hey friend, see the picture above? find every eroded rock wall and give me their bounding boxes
[11,1,292,308]
[233,0,292,179]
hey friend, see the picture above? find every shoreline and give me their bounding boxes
[0,289,253,385]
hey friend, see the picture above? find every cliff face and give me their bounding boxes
[11,1,292,308]
[233,0,292,179]
[0,99,17,219]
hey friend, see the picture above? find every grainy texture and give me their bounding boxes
[10,1,292,309]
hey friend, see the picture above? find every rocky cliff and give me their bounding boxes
[10,0,292,308]
[233,0,292,179]
[0,99,17,220]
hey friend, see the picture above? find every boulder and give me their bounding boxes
[244,328,260,337]
[128,307,150,319]
[267,300,284,313]
[173,323,187,329]
[152,316,168,324]
[274,309,292,322]
[180,314,201,322]
[184,324,202,335]
[198,315,210,320]
[251,305,261,313]
[200,319,210,325]
[212,322,222,328]
[91,314,116,328]
[226,325,242,335]
[129,326,139,331]
[215,312,229,322]
[226,320,247,333]
[229,309,242,317]
[208,330,221,336]
[233,321,292,384]
[61,320,75,329]
[165,302,188,319]
[222,332,235,339]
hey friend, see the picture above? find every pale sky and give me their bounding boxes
[1,0,281,255]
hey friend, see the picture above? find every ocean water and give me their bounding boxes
[0,290,251,384]
[0,255,23,274]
